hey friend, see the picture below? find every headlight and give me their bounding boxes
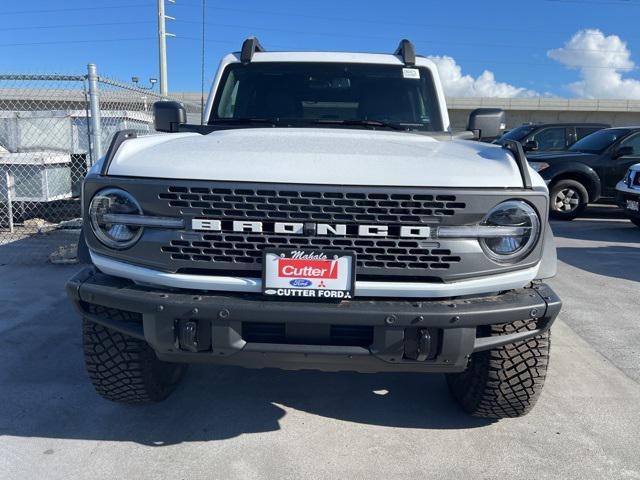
[89,188,143,249]
[529,162,549,172]
[479,200,540,263]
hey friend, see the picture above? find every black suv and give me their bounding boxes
[527,127,640,219]
[495,123,609,152]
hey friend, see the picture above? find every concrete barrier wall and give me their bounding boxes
[448,108,640,131]
[445,97,640,130]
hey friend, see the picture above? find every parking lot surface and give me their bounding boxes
[1,209,639,480]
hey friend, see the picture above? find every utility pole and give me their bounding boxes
[157,0,175,96]
[87,63,103,162]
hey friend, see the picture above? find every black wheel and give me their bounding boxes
[549,179,588,220]
[446,320,550,419]
[631,217,640,229]
[82,318,187,404]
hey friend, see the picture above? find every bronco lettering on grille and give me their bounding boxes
[191,219,431,238]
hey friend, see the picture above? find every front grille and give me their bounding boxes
[159,186,466,223]
[158,185,464,274]
[84,177,549,282]
[242,322,374,347]
[162,233,461,271]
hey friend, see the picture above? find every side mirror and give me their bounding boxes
[523,140,539,152]
[153,101,186,133]
[467,108,506,141]
[614,145,633,158]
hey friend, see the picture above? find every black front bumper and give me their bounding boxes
[617,191,640,219]
[66,268,561,373]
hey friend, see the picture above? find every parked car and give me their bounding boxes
[528,127,640,219]
[66,38,561,419]
[616,163,640,228]
[494,123,609,152]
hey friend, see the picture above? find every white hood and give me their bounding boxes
[106,128,539,188]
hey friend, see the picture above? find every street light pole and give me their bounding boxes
[157,0,175,96]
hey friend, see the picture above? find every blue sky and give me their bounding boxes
[2,0,640,97]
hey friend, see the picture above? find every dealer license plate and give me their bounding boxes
[262,249,355,300]
[626,199,639,212]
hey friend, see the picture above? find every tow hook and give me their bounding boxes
[404,328,433,361]
[178,320,199,352]
[177,319,212,352]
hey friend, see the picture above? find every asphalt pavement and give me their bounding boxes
[1,208,639,480]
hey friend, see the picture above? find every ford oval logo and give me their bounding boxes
[289,279,312,288]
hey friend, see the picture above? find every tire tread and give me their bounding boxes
[82,319,185,404]
[447,319,550,418]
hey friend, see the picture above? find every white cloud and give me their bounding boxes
[427,55,538,98]
[548,29,640,99]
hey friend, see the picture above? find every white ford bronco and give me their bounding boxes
[67,38,561,418]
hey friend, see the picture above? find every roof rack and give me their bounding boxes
[394,39,416,66]
[240,36,265,63]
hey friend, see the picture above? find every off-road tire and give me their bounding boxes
[549,179,588,220]
[82,318,187,404]
[446,320,550,418]
[630,217,640,229]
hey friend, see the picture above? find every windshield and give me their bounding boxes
[496,125,537,143]
[569,128,630,154]
[209,62,444,131]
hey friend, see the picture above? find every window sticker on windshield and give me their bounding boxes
[402,68,420,79]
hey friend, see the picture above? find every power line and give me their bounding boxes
[0,2,154,16]
[0,37,156,47]
[545,0,640,5]
[1,2,634,56]
[172,1,638,40]
[0,4,636,72]
[0,21,154,32]
[174,18,638,55]
[0,29,634,71]
[3,16,635,55]
[173,36,638,71]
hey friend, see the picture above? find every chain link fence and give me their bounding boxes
[0,66,201,263]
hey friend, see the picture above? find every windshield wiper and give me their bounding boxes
[311,119,412,131]
[212,118,420,131]
[210,117,281,126]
